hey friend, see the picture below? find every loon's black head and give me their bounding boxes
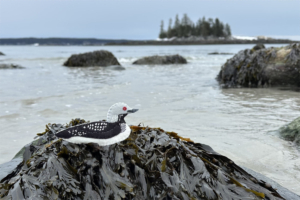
[107,102,138,123]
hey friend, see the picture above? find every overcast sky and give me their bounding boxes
[0,0,299,40]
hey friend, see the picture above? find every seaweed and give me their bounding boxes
[63,50,121,67]
[278,116,300,148]
[0,119,284,200]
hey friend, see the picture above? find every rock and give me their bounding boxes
[0,158,22,181]
[278,116,300,147]
[242,167,300,200]
[133,54,187,65]
[0,119,286,200]
[217,43,300,87]
[0,51,4,56]
[0,63,24,69]
[208,52,233,55]
[252,44,265,51]
[64,50,121,67]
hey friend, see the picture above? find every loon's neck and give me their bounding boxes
[118,114,127,123]
[107,114,127,123]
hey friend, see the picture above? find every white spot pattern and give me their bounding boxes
[68,121,108,137]
[64,124,131,146]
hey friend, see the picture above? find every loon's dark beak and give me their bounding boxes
[128,109,138,113]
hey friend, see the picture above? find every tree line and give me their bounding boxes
[159,14,232,39]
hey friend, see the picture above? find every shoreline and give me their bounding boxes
[105,39,296,46]
[0,38,298,46]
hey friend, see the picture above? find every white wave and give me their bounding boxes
[232,35,257,40]
[118,57,138,63]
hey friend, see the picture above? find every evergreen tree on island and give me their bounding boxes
[159,20,167,39]
[159,14,232,39]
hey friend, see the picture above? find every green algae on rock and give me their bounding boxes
[0,119,284,200]
[64,50,121,67]
[217,43,300,87]
[278,116,300,148]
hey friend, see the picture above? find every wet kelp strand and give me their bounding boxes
[0,119,284,200]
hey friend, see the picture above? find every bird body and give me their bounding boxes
[61,123,131,146]
[55,103,138,146]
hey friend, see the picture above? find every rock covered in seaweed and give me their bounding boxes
[0,119,284,200]
[208,52,233,55]
[133,54,187,65]
[64,50,121,67]
[278,116,300,148]
[252,44,266,51]
[0,51,4,56]
[217,43,300,87]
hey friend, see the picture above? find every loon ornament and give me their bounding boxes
[55,103,138,146]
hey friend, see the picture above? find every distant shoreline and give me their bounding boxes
[105,39,296,46]
[0,37,298,46]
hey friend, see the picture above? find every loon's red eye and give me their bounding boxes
[123,107,127,111]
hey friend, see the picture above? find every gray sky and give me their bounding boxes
[0,0,299,40]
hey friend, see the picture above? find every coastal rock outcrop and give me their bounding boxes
[0,119,285,200]
[217,43,300,87]
[278,117,300,147]
[0,63,24,69]
[64,50,120,67]
[133,54,187,65]
[0,51,4,56]
[208,52,233,55]
[252,44,265,51]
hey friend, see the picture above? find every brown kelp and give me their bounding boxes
[0,119,283,200]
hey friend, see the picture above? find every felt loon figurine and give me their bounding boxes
[55,103,138,146]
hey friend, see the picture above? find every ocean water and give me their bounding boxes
[0,44,300,195]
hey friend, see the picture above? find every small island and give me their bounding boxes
[158,14,232,40]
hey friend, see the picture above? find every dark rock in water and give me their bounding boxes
[133,54,187,65]
[0,51,4,56]
[208,52,233,55]
[252,44,266,51]
[0,119,285,199]
[217,43,300,87]
[278,116,300,148]
[64,50,121,67]
[0,63,24,69]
